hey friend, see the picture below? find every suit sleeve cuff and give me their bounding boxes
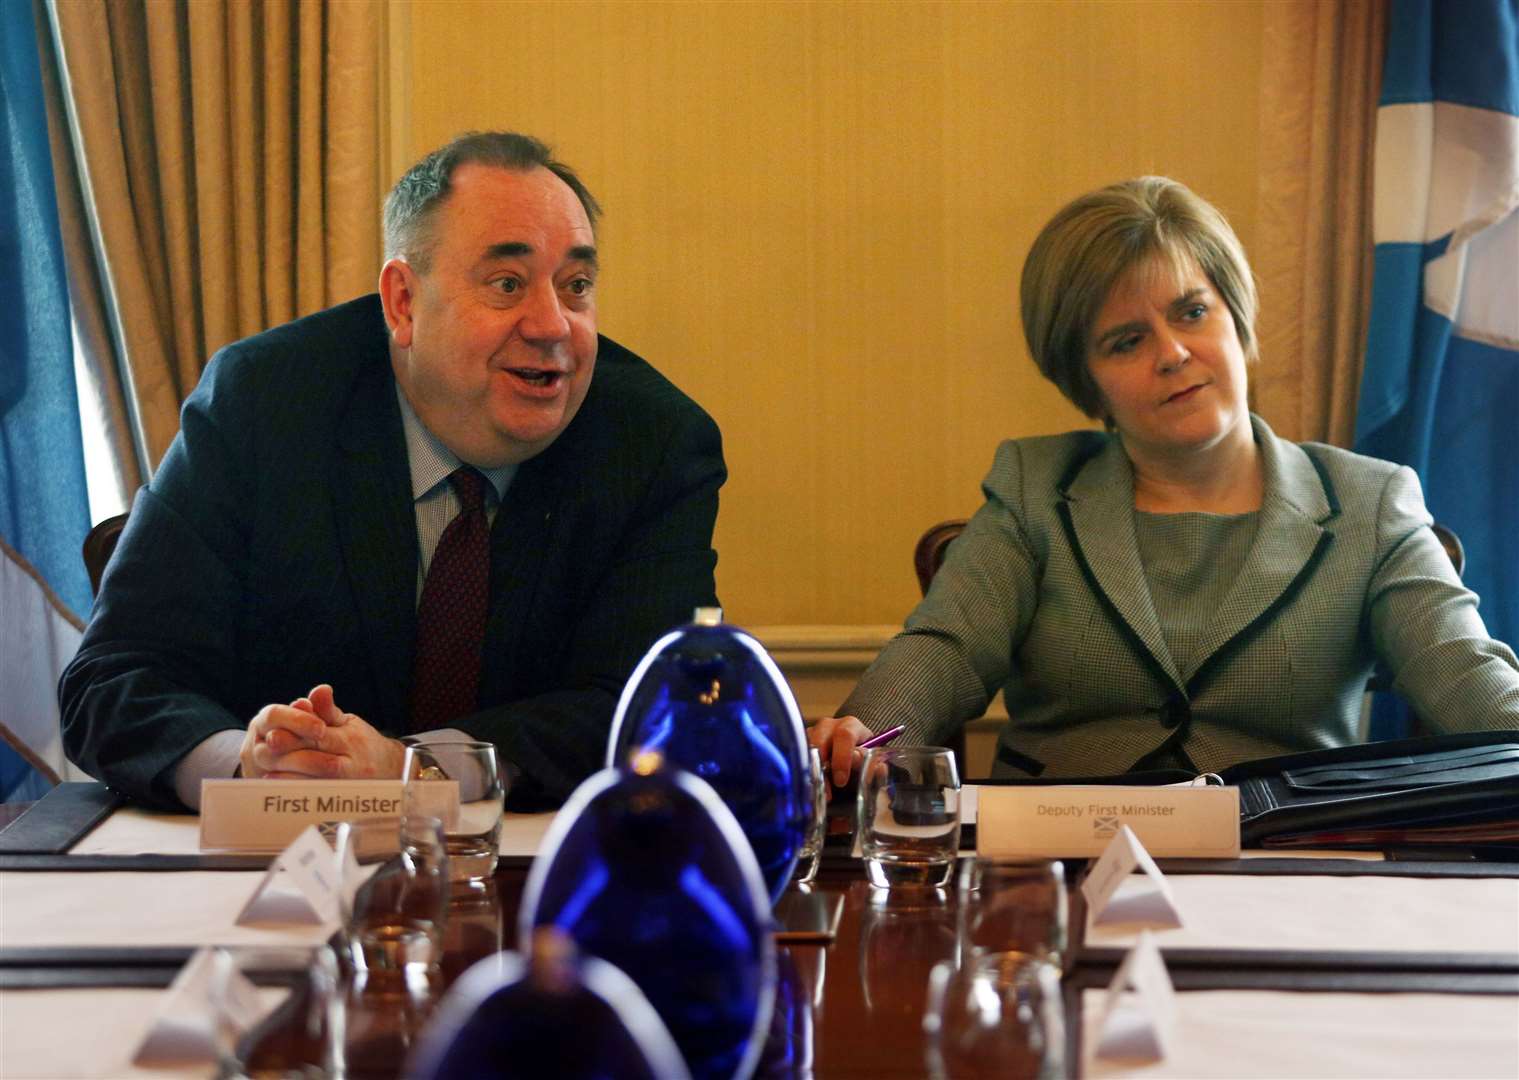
[173,729,245,811]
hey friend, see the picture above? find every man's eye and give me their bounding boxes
[566,277,594,296]
[494,278,521,294]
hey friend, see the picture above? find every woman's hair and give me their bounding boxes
[1019,176,1258,420]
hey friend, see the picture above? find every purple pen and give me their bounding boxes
[857,724,906,750]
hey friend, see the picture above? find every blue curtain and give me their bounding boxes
[0,1,90,799]
[1356,0,1519,738]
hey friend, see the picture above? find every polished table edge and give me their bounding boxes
[0,853,273,871]
[0,853,541,872]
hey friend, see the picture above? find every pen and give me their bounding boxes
[857,724,906,750]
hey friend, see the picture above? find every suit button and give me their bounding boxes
[1160,697,1189,729]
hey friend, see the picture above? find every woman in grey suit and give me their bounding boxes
[813,177,1519,786]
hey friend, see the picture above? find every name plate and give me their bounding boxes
[199,779,457,852]
[977,785,1240,859]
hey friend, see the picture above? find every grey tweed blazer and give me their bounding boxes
[841,415,1519,778]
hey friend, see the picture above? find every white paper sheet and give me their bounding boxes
[1,986,290,1079]
[1085,874,1519,956]
[1081,989,1519,1078]
[70,808,203,855]
[496,811,557,857]
[0,872,338,948]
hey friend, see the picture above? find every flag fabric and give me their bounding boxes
[1,2,92,799]
[1355,0,1519,736]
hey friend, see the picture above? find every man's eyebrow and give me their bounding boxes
[483,242,533,260]
[480,242,598,267]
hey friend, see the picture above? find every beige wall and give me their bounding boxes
[395,0,1264,646]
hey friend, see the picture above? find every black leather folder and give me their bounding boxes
[1218,730,1519,847]
[976,729,1519,849]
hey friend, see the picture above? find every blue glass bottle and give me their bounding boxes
[519,753,777,1080]
[407,927,690,1080]
[606,608,811,904]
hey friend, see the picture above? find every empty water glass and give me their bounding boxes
[794,748,828,886]
[958,858,1067,969]
[857,746,961,888]
[923,949,1065,1080]
[403,741,506,882]
[335,816,449,980]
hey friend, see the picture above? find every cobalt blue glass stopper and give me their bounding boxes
[519,752,777,1080]
[406,927,690,1080]
[605,609,811,904]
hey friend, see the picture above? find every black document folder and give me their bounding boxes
[976,730,1519,849]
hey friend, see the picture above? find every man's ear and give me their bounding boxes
[378,258,418,349]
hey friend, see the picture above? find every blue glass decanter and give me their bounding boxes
[407,927,691,1080]
[606,608,811,903]
[519,752,777,1080]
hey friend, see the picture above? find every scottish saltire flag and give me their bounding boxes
[1,2,92,799]
[1356,0,1519,676]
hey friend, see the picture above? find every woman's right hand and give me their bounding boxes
[809,714,875,789]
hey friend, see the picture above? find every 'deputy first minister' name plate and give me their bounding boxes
[200,779,459,852]
[976,784,1240,859]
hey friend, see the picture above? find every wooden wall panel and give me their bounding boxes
[399,0,1265,632]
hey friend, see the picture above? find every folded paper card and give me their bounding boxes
[132,948,265,1066]
[1094,931,1176,1063]
[1082,825,1183,929]
[236,825,356,927]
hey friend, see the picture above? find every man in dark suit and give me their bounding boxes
[60,133,725,811]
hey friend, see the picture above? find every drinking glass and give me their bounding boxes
[857,746,961,888]
[958,858,1067,969]
[923,949,1065,1080]
[403,741,506,882]
[793,748,828,886]
[209,945,338,1079]
[335,816,449,979]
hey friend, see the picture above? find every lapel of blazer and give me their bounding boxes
[1059,436,1184,690]
[478,446,564,704]
[332,362,417,733]
[1184,415,1337,685]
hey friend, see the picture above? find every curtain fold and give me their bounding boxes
[47,0,383,476]
[1253,0,1387,447]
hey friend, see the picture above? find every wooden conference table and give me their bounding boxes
[2,787,1517,1078]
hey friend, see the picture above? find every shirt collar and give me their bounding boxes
[396,384,516,502]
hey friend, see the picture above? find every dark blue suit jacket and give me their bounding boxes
[61,295,725,809]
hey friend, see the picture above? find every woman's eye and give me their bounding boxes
[1182,304,1207,321]
[1112,334,1141,355]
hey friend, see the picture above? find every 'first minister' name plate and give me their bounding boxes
[977,785,1240,859]
[200,779,458,852]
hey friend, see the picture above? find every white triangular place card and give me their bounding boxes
[133,948,263,1066]
[236,824,344,926]
[1082,824,1183,928]
[1094,930,1177,1063]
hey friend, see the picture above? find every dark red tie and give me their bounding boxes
[410,467,489,731]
